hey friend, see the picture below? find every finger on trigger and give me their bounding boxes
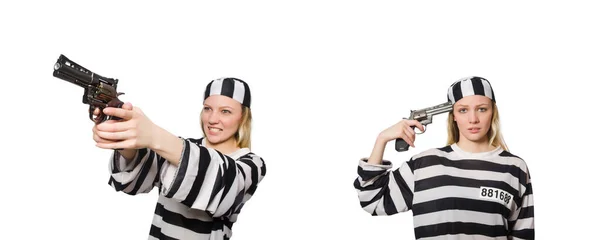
[415,121,425,132]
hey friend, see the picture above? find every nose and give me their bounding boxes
[468,110,479,124]
[207,111,220,124]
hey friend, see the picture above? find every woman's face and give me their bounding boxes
[201,95,243,145]
[453,95,493,144]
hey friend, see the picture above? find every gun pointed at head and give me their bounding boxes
[396,101,453,152]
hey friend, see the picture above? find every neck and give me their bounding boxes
[205,138,240,155]
[456,139,496,153]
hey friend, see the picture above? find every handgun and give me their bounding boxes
[52,54,125,124]
[395,101,453,152]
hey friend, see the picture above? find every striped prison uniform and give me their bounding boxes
[354,144,534,239]
[109,137,266,240]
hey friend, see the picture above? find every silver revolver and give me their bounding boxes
[395,101,453,152]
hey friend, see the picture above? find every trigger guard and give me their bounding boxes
[88,105,106,124]
[88,105,96,122]
[415,125,427,134]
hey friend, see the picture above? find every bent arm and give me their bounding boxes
[354,159,414,216]
[159,140,267,217]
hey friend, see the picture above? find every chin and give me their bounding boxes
[461,133,488,143]
[205,133,236,146]
[205,135,224,144]
[467,137,488,143]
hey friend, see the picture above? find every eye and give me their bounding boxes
[478,107,488,112]
[221,109,232,114]
[203,106,211,112]
[458,108,467,113]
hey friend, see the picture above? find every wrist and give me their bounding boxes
[148,126,184,166]
[149,124,163,150]
[376,133,390,144]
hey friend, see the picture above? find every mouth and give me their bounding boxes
[468,127,481,133]
[207,126,223,133]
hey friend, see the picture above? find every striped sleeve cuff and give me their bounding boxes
[160,138,188,196]
[110,150,140,173]
[108,148,158,194]
[358,158,392,181]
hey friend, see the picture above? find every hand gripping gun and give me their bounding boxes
[395,101,453,152]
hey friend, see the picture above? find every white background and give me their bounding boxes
[1,1,598,239]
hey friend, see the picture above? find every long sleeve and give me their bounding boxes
[108,148,167,195]
[509,166,535,239]
[159,139,266,218]
[354,158,414,216]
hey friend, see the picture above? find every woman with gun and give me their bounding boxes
[354,76,534,239]
[92,77,266,240]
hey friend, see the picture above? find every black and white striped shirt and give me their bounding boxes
[109,138,266,240]
[354,144,534,239]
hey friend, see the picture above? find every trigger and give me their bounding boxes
[117,92,125,96]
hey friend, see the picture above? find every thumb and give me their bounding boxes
[122,102,134,110]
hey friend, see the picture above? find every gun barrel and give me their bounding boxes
[53,55,95,87]
[425,101,453,116]
[53,55,118,88]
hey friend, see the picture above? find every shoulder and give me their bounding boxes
[237,152,267,176]
[499,150,524,161]
[499,150,528,167]
[498,150,531,176]
[240,151,262,159]
[238,152,266,165]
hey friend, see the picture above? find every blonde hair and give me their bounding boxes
[201,106,252,149]
[446,102,508,151]
[235,107,252,149]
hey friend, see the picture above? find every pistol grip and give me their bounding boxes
[395,138,410,152]
[394,126,416,152]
